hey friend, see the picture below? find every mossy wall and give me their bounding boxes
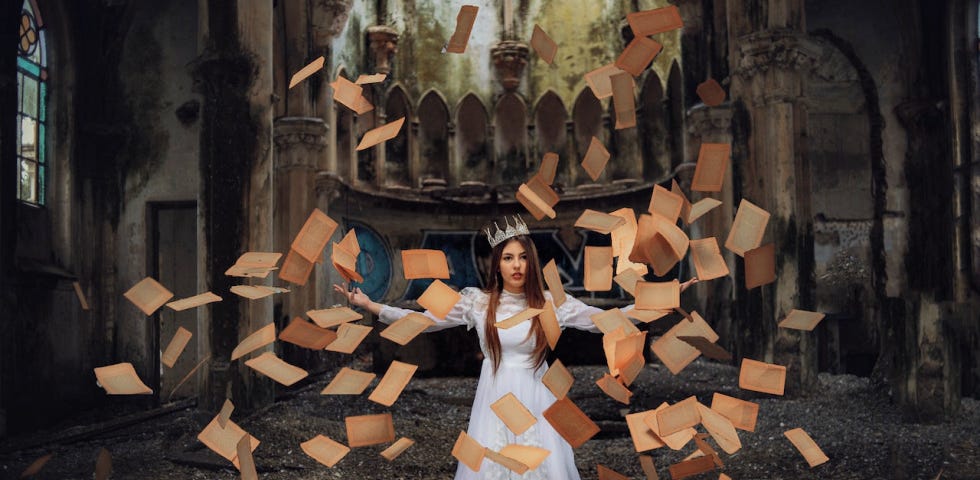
[331,0,680,114]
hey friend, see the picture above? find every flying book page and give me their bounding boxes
[627,5,683,36]
[530,24,557,64]
[710,392,759,431]
[542,358,574,399]
[611,71,636,129]
[321,367,376,395]
[616,37,663,77]
[325,323,373,354]
[123,277,173,315]
[696,78,726,106]
[625,410,665,452]
[401,249,450,279]
[784,428,830,467]
[739,358,787,395]
[779,309,826,331]
[279,317,337,350]
[417,279,461,319]
[696,403,742,454]
[575,209,626,235]
[516,183,557,220]
[307,306,362,329]
[495,307,543,329]
[368,361,418,407]
[725,199,770,257]
[301,435,350,468]
[655,396,701,437]
[230,323,275,361]
[584,63,631,99]
[380,312,434,345]
[542,259,566,307]
[445,5,479,53]
[692,143,730,192]
[543,397,600,448]
[581,137,611,181]
[161,326,192,368]
[452,431,485,472]
[288,56,324,89]
[689,237,729,281]
[244,352,309,386]
[745,243,776,289]
[635,280,680,311]
[584,246,614,292]
[291,208,338,263]
[345,413,395,447]
[648,185,683,224]
[356,117,405,151]
[380,437,415,461]
[491,392,537,435]
[94,363,152,395]
[166,291,221,312]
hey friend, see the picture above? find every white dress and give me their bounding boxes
[379,288,621,480]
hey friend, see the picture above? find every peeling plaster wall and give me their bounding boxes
[806,0,907,298]
[332,0,680,118]
[113,1,201,384]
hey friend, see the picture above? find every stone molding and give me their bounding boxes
[733,31,821,79]
[312,0,355,48]
[686,103,732,137]
[491,41,529,92]
[367,25,399,75]
[274,117,328,169]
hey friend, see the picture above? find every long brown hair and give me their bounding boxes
[484,235,550,374]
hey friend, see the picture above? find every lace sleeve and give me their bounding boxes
[551,294,603,333]
[378,286,484,332]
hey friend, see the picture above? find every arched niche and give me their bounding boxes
[572,88,603,185]
[493,93,527,185]
[639,71,669,181]
[806,35,879,377]
[356,85,377,184]
[384,85,411,187]
[417,91,450,184]
[334,67,354,180]
[667,61,684,171]
[455,93,490,184]
[533,91,568,185]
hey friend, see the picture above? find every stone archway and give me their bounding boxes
[806,33,882,377]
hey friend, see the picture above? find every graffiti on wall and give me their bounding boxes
[345,220,391,301]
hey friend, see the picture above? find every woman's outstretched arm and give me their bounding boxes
[555,277,700,332]
[332,283,478,331]
[333,284,383,316]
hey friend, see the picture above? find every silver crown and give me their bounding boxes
[484,215,530,248]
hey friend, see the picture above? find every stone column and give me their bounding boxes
[672,0,706,108]
[686,103,735,346]
[894,99,959,421]
[193,0,275,412]
[727,0,818,393]
[274,117,328,361]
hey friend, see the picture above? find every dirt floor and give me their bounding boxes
[1,359,978,480]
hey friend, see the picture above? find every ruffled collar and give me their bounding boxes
[500,289,526,299]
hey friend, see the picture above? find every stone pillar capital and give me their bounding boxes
[686,103,732,138]
[274,116,328,170]
[491,41,529,92]
[315,171,346,200]
[312,0,355,48]
[367,25,399,75]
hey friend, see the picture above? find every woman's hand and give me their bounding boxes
[332,284,374,310]
[680,277,700,293]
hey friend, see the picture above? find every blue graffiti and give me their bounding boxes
[344,220,391,301]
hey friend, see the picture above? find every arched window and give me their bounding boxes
[384,86,411,187]
[455,94,489,184]
[572,88,602,185]
[17,0,48,205]
[533,92,568,185]
[417,91,449,184]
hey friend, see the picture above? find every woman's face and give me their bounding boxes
[499,239,527,293]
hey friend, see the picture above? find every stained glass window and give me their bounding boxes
[16,0,47,205]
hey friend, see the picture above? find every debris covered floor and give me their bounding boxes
[2,361,978,479]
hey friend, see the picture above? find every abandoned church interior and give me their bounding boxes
[1,0,979,478]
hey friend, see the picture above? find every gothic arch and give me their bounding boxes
[455,93,490,184]
[383,84,411,187]
[639,71,669,181]
[356,84,377,184]
[334,67,355,180]
[533,91,569,185]
[493,93,528,185]
[572,88,603,185]
[417,90,450,184]
[805,31,884,377]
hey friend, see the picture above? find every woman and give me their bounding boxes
[334,218,697,479]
